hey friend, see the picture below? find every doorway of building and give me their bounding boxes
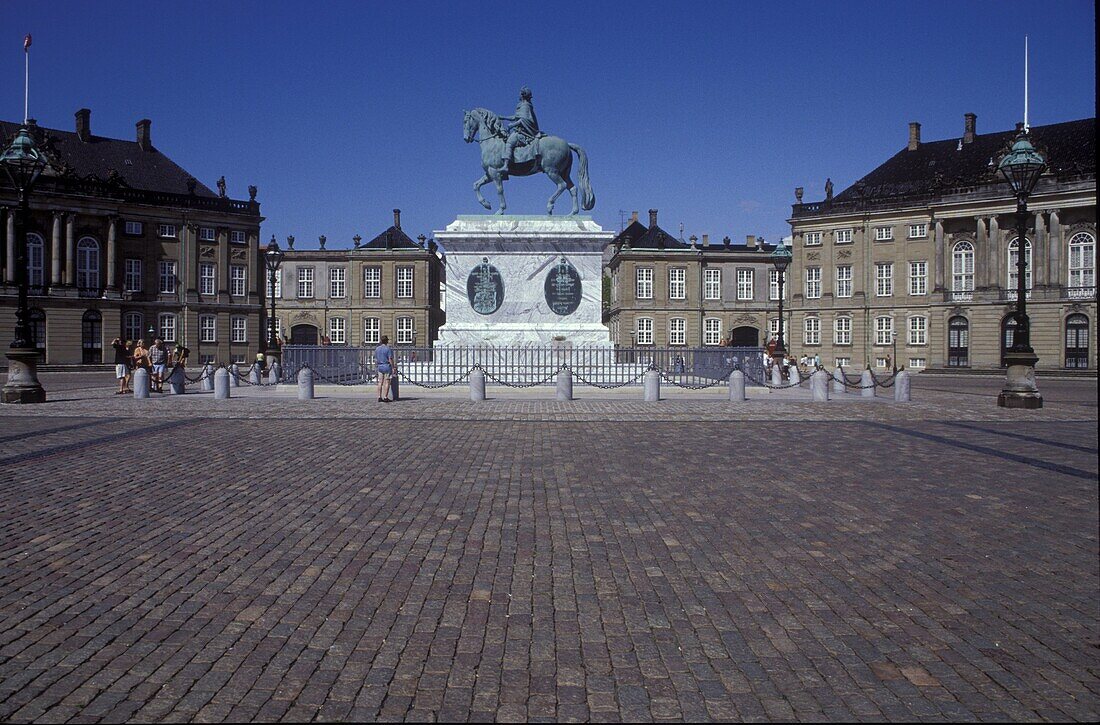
[290,324,319,346]
[947,316,969,367]
[82,310,102,364]
[730,326,759,347]
[1065,313,1090,369]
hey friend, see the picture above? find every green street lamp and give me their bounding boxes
[264,236,285,357]
[1,126,48,403]
[996,132,1046,409]
[769,240,793,365]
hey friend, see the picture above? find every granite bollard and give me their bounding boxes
[643,370,660,402]
[229,364,240,387]
[214,367,231,399]
[201,364,215,391]
[728,370,746,401]
[298,367,314,400]
[789,365,801,385]
[811,369,829,401]
[268,363,281,386]
[555,368,573,401]
[133,367,150,399]
[861,369,875,398]
[894,370,911,402]
[832,367,846,395]
[389,373,400,402]
[168,365,185,395]
[770,364,782,387]
[249,365,261,385]
[469,369,486,401]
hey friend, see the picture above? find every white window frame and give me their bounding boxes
[199,314,217,343]
[1007,238,1033,292]
[668,318,686,346]
[635,317,653,345]
[804,231,823,246]
[834,229,853,244]
[875,316,894,346]
[230,230,247,244]
[199,227,216,241]
[908,261,927,296]
[297,267,314,299]
[27,233,44,288]
[124,258,142,292]
[704,318,722,346]
[272,269,282,298]
[769,269,781,301]
[329,316,346,345]
[157,224,177,239]
[124,221,143,236]
[76,237,100,291]
[952,241,975,294]
[874,226,894,241]
[157,313,176,343]
[363,266,381,299]
[875,262,893,297]
[668,268,686,300]
[703,268,721,301]
[230,265,246,297]
[908,223,928,239]
[363,317,381,345]
[230,316,247,343]
[329,267,346,299]
[396,316,414,345]
[123,312,143,342]
[834,316,852,346]
[908,358,926,369]
[836,265,853,298]
[908,316,927,346]
[199,262,216,296]
[803,317,821,346]
[805,267,821,299]
[635,268,653,300]
[1068,232,1095,291]
[158,260,177,294]
[835,357,851,368]
[396,266,414,299]
[736,269,753,301]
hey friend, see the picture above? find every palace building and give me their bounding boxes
[0,110,264,366]
[787,115,1095,372]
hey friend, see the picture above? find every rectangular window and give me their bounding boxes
[835,357,851,368]
[736,269,753,301]
[908,223,928,239]
[704,318,722,346]
[396,267,414,298]
[363,266,381,298]
[124,259,142,292]
[124,312,143,342]
[272,269,282,298]
[199,227,216,241]
[396,317,414,345]
[908,316,927,346]
[768,317,780,338]
[232,354,247,365]
[124,221,143,236]
[157,224,177,239]
[835,229,853,244]
[908,261,927,295]
[908,358,926,368]
[876,263,893,297]
[297,267,314,298]
[875,316,894,346]
[199,263,216,295]
[636,268,653,300]
[668,318,686,346]
[330,267,346,299]
[199,354,216,365]
[769,269,781,301]
[230,316,247,343]
[329,317,346,345]
[803,317,821,346]
[668,268,686,300]
[158,260,177,294]
[199,315,216,343]
[805,267,821,298]
[834,316,852,345]
[636,317,653,345]
[874,226,894,241]
[363,317,380,345]
[704,268,721,301]
[804,231,822,246]
[230,230,247,244]
[876,357,889,368]
[836,266,852,298]
[230,265,246,297]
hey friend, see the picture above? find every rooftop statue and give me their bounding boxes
[463,86,595,215]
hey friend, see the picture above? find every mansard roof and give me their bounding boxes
[629,224,690,250]
[360,226,422,250]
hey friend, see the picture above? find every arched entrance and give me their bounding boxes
[290,323,319,346]
[1065,314,1090,369]
[82,310,102,364]
[1000,314,1020,368]
[947,316,969,367]
[730,325,759,347]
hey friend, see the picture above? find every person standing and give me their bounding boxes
[132,339,150,376]
[374,335,395,403]
[112,338,130,394]
[148,338,168,392]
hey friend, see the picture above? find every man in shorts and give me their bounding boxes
[374,335,395,403]
[149,338,169,392]
[111,337,130,394]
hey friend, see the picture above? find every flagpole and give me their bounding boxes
[24,42,29,124]
[1024,35,1029,133]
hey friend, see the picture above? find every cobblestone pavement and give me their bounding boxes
[0,375,1097,722]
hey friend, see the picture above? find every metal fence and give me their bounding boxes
[280,345,768,388]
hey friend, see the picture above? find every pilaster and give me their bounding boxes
[5,207,14,283]
[64,214,76,286]
[50,212,62,285]
[106,216,118,289]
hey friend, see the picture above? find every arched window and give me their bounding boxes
[948,316,969,367]
[1068,232,1095,294]
[1000,314,1021,367]
[29,308,45,357]
[1007,238,1032,293]
[951,241,974,297]
[1065,314,1090,369]
[82,309,102,364]
[123,311,143,342]
[76,237,100,293]
[26,233,44,289]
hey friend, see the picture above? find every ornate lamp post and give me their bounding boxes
[1,126,47,403]
[996,132,1046,408]
[891,331,898,374]
[264,235,284,367]
[769,240,793,367]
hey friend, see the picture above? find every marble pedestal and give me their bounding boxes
[435,215,614,347]
[997,350,1043,409]
[2,348,46,404]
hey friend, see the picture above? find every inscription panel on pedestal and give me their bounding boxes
[466,257,504,315]
[544,257,582,316]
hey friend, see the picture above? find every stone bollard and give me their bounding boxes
[133,367,150,399]
[555,368,573,401]
[249,365,261,385]
[643,370,660,402]
[832,367,846,395]
[168,365,185,395]
[389,373,400,402]
[469,369,486,401]
[860,369,875,398]
[894,370,911,402]
[811,369,829,402]
[268,363,281,386]
[229,364,240,387]
[728,370,746,401]
[201,364,215,391]
[770,364,782,387]
[789,366,801,385]
[298,366,314,400]
[214,367,231,400]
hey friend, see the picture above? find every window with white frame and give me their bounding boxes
[230,265,246,297]
[768,318,779,338]
[199,227,216,241]
[835,357,851,367]
[668,268,686,300]
[704,318,722,346]
[805,267,821,298]
[636,317,653,345]
[704,268,721,301]
[76,237,100,291]
[124,221,143,236]
[836,265,852,298]
[952,241,975,292]
[908,261,927,295]
[1069,232,1095,290]
[363,266,381,298]
[123,312,143,342]
[908,223,928,239]
[272,269,282,298]
[396,316,414,345]
[396,267,414,298]
[124,258,142,292]
[158,224,177,238]
[230,316,247,343]
[835,228,853,244]
[297,267,314,298]
[329,267,346,298]
[876,357,889,368]
[1007,238,1032,292]
[27,234,43,287]
[329,316,346,345]
[199,262,216,295]
[158,260,177,294]
[804,231,822,246]
[199,315,216,343]
[668,318,686,346]
[908,316,927,346]
[736,269,753,300]
[363,317,380,345]
[874,226,894,241]
[834,316,852,345]
[875,316,893,346]
[230,230,247,244]
[199,353,216,365]
[232,354,247,365]
[908,358,926,368]
[803,317,820,345]
[157,313,176,343]
[272,317,282,338]
[635,268,653,299]
[875,262,893,297]
[769,269,781,301]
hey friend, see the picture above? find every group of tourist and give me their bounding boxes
[111,338,189,394]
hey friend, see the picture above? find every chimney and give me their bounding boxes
[75,108,91,142]
[963,113,976,144]
[136,119,152,150]
[701,234,709,247]
[393,208,402,229]
[746,234,757,248]
[648,209,658,228]
[908,122,921,151]
[631,211,638,224]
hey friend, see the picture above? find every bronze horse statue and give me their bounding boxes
[463,108,595,215]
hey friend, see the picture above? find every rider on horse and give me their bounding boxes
[500,86,540,175]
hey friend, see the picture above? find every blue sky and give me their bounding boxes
[3,1,1095,248]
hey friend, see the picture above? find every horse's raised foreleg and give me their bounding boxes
[544,169,569,215]
[473,173,492,210]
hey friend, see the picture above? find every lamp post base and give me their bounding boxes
[997,350,1042,409]
[2,347,46,404]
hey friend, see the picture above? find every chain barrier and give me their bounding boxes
[823,367,900,390]
[658,367,736,390]
[739,366,809,390]
[480,364,566,388]
[396,366,476,389]
[570,366,651,389]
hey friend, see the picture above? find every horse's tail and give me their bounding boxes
[568,143,595,211]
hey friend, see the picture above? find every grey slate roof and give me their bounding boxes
[361,226,422,250]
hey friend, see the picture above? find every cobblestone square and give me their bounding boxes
[0,375,1097,722]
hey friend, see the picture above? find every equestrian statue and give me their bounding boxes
[463,86,595,215]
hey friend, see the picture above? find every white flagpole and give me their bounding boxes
[1023,35,1029,133]
[24,43,29,124]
